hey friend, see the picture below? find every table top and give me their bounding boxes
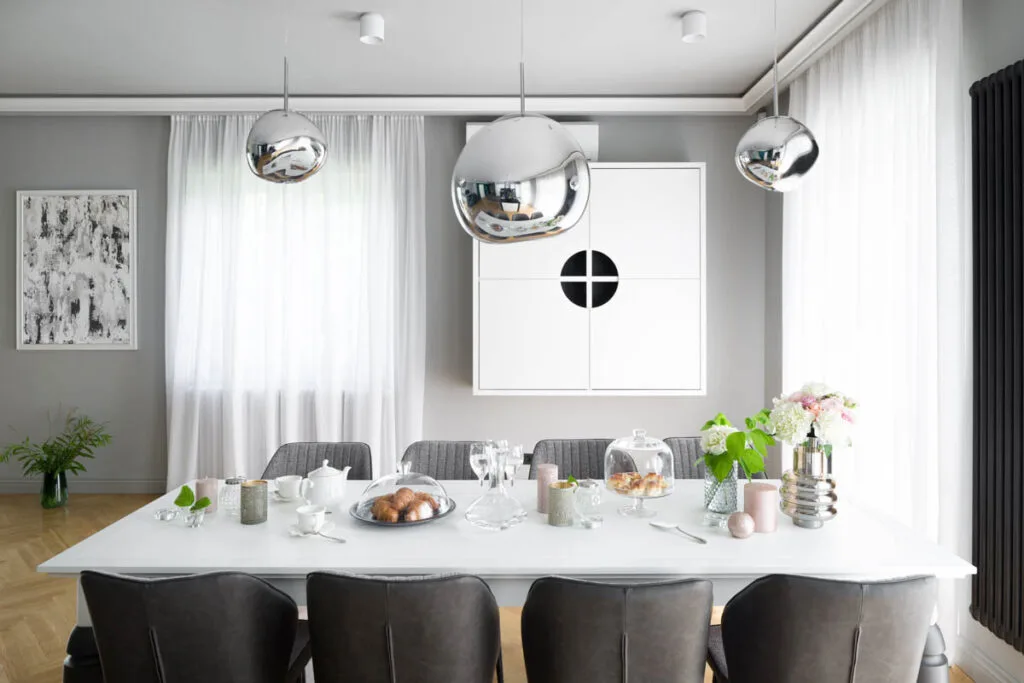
[38,480,975,580]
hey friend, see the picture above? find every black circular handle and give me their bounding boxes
[559,251,619,308]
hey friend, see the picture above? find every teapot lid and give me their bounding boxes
[309,459,346,478]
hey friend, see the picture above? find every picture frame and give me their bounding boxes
[16,190,138,350]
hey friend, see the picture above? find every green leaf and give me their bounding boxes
[705,452,735,482]
[744,417,756,430]
[700,420,716,431]
[174,485,195,508]
[191,497,211,512]
[567,475,578,486]
[739,448,766,480]
[749,429,769,458]
[725,431,747,458]
[713,413,733,427]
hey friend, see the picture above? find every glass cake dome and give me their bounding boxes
[604,429,674,518]
[350,472,455,526]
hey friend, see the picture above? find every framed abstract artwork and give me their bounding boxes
[16,190,138,350]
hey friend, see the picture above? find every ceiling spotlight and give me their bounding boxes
[359,12,384,45]
[681,10,707,43]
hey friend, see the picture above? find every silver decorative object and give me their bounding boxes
[451,0,591,243]
[735,0,819,192]
[246,58,327,184]
[780,438,838,529]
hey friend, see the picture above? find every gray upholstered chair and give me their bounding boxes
[664,436,768,480]
[401,440,477,479]
[306,572,502,683]
[80,571,310,683]
[521,576,713,683]
[261,442,373,481]
[527,439,614,479]
[706,574,937,683]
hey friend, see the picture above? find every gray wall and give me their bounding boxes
[0,117,169,493]
[423,115,769,454]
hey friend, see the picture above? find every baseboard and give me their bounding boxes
[0,479,166,494]
[959,637,1022,683]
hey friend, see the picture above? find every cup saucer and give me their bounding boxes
[273,490,302,503]
[288,520,334,537]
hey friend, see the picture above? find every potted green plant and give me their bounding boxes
[698,411,774,525]
[0,412,112,508]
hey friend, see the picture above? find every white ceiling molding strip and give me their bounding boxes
[740,0,894,112]
[0,96,748,116]
[0,0,891,117]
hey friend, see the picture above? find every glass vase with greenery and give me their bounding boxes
[0,412,112,508]
[698,411,775,525]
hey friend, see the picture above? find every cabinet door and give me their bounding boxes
[590,279,702,391]
[590,167,701,277]
[478,280,589,390]
[478,211,590,279]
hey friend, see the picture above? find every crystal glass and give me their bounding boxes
[219,476,245,517]
[465,449,527,530]
[185,508,206,528]
[353,472,453,524]
[604,429,674,518]
[505,445,524,487]
[469,442,491,487]
[704,462,739,527]
[573,479,603,528]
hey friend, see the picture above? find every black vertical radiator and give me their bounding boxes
[970,58,1024,653]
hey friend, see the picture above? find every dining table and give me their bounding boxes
[39,479,975,629]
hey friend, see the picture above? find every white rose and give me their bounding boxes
[768,401,814,444]
[700,424,737,455]
[801,382,832,398]
[814,409,853,447]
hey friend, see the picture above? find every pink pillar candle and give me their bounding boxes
[196,477,219,513]
[743,482,779,533]
[536,464,558,513]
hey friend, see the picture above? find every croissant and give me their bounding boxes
[371,496,395,520]
[413,491,440,511]
[403,500,434,522]
[391,487,416,510]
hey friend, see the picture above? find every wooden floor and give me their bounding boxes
[0,493,974,683]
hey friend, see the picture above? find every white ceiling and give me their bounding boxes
[1,0,837,97]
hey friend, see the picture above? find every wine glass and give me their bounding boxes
[505,445,524,487]
[469,442,491,488]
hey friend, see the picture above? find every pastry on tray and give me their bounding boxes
[607,471,670,497]
[370,487,442,523]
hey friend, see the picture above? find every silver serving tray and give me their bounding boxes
[349,496,457,527]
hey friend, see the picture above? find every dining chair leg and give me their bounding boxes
[917,625,949,683]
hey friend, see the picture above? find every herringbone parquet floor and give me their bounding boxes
[0,493,974,683]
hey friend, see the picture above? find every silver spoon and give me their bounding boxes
[649,521,707,544]
[289,527,347,543]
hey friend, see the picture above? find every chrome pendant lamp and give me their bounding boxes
[246,57,328,184]
[451,0,591,243]
[735,0,819,192]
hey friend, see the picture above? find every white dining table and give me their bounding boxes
[38,479,975,628]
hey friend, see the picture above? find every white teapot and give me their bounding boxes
[300,460,351,511]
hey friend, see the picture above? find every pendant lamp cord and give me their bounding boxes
[283,9,290,112]
[519,0,526,116]
[772,0,779,117]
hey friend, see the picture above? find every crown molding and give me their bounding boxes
[0,0,891,117]
[741,0,894,112]
[0,95,748,116]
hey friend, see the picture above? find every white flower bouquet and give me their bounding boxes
[699,411,774,482]
[768,383,857,447]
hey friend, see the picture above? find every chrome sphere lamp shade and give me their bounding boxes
[735,0,819,192]
[246,58,328,184]
[451,1,591,243]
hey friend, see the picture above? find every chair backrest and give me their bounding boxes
[528,439,613,479]
[261,442,373,480]
[521,576,713,683]
[306,572,501,683]
[80,571,297,683]
[402,440,477,479]
[663,437,705,479]
[721,574,937,683]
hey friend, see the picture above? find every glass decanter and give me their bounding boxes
[465,449,527,530]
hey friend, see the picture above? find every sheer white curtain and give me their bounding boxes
[165,115,425,486]
[782,0,968,649]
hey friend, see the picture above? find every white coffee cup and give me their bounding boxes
[296,504,326,534]
[276,475,303,500]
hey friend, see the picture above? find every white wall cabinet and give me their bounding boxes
[473,162,706,396]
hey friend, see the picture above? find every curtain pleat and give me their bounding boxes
[782,0,968,654]
[165,115,425,486]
